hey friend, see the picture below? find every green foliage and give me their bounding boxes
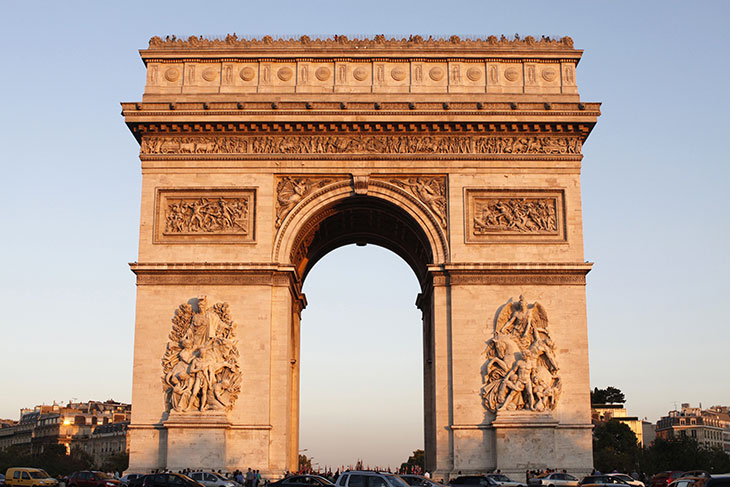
[0,444,93,477]
[640,437,730,475]
[400,449,424,472]
[591,386,626,405]
[593,419,639,472]
[101,452,129,473]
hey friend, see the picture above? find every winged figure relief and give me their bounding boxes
[480,296,562,413]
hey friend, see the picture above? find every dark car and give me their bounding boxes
[705,477,730,487]
[449,476,499,487]
[142,474,205,487]
[270,476,335,487]
[67,472,121,487]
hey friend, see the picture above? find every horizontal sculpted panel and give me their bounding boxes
[141,135,582,155]
[154,188,255,244]
[465,189,566,243]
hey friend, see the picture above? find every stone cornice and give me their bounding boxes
[428,262,592,286]
[130,262,297,286]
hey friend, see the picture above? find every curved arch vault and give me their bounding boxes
[124,35,600,478]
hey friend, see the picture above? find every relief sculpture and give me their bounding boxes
[389,177,447,228]
[473,198,556,234]
[481,296,561,412]
[275,176,334,228]
[161,297,242,413]
[141,135,582,155]
[165,197,249,234]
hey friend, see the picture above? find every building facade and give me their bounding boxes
[656,403,730,452]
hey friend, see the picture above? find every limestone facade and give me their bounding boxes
[122,35,600,478]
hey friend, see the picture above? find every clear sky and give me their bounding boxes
[1,0,729,471]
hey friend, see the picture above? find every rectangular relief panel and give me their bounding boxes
[154,188,256,244]
[464,188,566,243]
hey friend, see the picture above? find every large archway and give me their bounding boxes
[298,244,423,469]
[124,35,599,478]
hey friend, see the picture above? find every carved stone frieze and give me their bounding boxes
[161,296,242,413]
[275,176,340,228]
[384,176,447,229]
[481,296,561,413]
[141,135,582,155]
[155,189,255,244]
[148,34,575,50]
[465,189,565,243]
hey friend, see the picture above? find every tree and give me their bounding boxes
[640,437,730,475]
[591,386,626,405]
[593,419,639,473]
[400,449,424,473]
[101,452,129,473]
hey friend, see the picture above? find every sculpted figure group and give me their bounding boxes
[165,197,249,234]
[481,296,562,412]
[162,297,242,413]
[142,135,582,156]
[474,198,557,234]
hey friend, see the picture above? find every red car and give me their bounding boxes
[650,473,684,487]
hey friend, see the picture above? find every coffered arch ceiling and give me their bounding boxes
[290,196,435,289]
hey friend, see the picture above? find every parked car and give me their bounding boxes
[449,476,499,487]
[528,474,579,487]
[704,476,730,487]
[577,476,630,487]
[485,475,525,487]
[604,475,644,487]
[187,473,238,487]
[1,474,6,486]
[335,471,410,487]
[668,478,704,487]
[67,472,120,487]
[120,476,145,487]
[127,477,149,487]
[650,473,684,487]
[269,476,334,487]
[6,468,58,487]
[141,474,204,487]
[399,475,447,487]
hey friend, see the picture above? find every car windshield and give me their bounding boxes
[386,476,410,487]
[211,474,227,481]
[30,472,51,479]
[491,477,511,483]
[613,477,632,483]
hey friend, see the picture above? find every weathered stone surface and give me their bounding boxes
[123,34,599,478]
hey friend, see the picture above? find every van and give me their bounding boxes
[5,468,58,487]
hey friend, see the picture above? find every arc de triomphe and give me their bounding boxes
[122,34,600,477]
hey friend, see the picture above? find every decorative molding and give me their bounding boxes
[481,296,561,413]
[377,176,447,229]
[429,263,592,286]
[465,189,566,243]
[130,263,298,287]
[275,176,345,228]
[161,297,242,414]
[141,135,582,156]
[154,188,255,244]
[147,34,575,50]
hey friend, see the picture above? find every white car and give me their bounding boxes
[528,473,579,487]
[486,475,525,487]
[188,473,239,487]
[605,475,644,487]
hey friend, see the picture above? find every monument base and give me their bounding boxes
[492,411,559,476]
[163,412,231,471]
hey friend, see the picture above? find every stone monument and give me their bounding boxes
[122,34,600,477]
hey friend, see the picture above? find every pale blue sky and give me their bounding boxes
[1,0,729,469]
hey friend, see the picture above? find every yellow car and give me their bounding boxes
[5,468,58,487]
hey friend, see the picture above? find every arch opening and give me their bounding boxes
[299,245,424,468]
[290,195,436,290]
